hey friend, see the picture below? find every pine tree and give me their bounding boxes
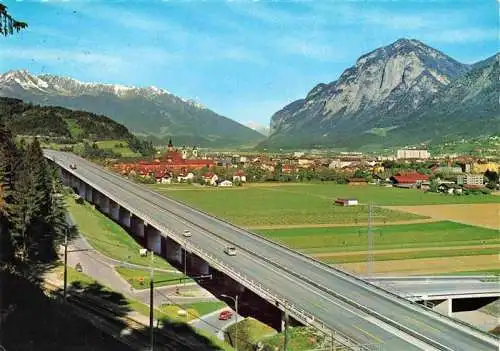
[0,3,28,36]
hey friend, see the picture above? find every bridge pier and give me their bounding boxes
[109,201,120,221]
[119,207,131,228]
[281,310,289,332]
[146,226,161,254]
[100,196,110,214]
[165,238,182,264]
[130,215,145,238]
[85,185,93,203]
[189,255,210,276]
[78,182,86,198]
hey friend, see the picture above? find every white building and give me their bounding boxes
[396,149,430,160]
[219,180,233,187]
[457,174,484,186]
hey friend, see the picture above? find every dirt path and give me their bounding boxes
[385,203,500,229]
[312,243,500,258]
[247,218,439,230]
[337,254,499,275]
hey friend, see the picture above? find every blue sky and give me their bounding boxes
[2,0,497,127]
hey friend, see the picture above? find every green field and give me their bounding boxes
[323,248,499,264]
[181,301,227,316]
[115,267,190,289]
[95,140,141,157]
[149,183,498,227]
[151,185,427,226]
[258,221,499,253]
[65,195,173,270]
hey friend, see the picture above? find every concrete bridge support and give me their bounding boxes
[100,196,110,214]
[109,201,120,221]
[85,185,93,203]
[119,207,131,228]
[146,226,161,255]
[433,298,453,316]
[189,255,210,276]
[130,215,145,238]
[92,191,101,207]
[78,182,86,198]
[281,310,289,332]
[165,238,182,264]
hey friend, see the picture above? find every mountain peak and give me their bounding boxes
[265,38,471,148]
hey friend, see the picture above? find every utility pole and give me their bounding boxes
[221,294,238,351]
[149,250,154,351]
[283,309,289,351]
[63,228,68,300]
[367,201,374,277]
[184,240,188,287]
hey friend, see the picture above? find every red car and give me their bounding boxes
[218,310,233,320]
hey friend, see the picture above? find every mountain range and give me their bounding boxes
[260,39,498,149]
[0,71,264,148]
[1,38,497,151]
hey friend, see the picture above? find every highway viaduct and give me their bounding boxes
[46,150,499,351]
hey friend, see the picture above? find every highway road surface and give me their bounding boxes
[368,277,500,300]
[46,150,499,351]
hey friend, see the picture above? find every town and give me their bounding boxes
[112,138,500,194]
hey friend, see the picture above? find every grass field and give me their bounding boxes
[258,221,499,254]
[95,140,141,158]
[65,195,173,270]
[115,267,190,289]
[181,301,226,316]
[151,184,427,226]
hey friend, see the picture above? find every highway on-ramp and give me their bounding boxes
[46,150,499,351]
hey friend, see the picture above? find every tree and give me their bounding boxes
[0,3,28,36]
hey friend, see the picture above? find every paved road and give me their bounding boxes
[368,277,500,299]
[62,216,218,306]
[190,308,242,340]
[46,151,499,351]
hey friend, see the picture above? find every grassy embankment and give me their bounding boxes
[115,266,192,289]
[65,194,173,270]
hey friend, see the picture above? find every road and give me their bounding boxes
[189,308,242,340]
[46,150,499,351]
[367,276,500,300]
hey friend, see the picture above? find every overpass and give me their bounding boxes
[368,276,500,301]
[46,150,499,351]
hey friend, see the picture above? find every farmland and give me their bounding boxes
[149,182,499,274]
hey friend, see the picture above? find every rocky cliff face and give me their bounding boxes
[265,38,470,148]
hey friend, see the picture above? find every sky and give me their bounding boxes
[2,0,498,128]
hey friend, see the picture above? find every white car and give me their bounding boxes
[183,229,192,237]
[224,246,237,256]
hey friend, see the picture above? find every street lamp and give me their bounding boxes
[221,294,239,351]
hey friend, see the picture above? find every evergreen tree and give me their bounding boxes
[0,3,27,36]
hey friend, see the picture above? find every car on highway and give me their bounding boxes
[69,163,77,169]
[218,310,233,320]
[224,246,237,256]
[183,229,192,237]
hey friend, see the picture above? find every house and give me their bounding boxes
[390,172,430,188]
[202,172,218,186]
[219,180,233,187]
[233,170,247,183]
[335,198,358,206]
[177,172,194,183]
[347,178,367,186]
[438,183,463,195]
[457,174,484,187]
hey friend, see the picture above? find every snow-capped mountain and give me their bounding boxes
[0,70,264,147]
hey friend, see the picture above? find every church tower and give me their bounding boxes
[167,138,173,152]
